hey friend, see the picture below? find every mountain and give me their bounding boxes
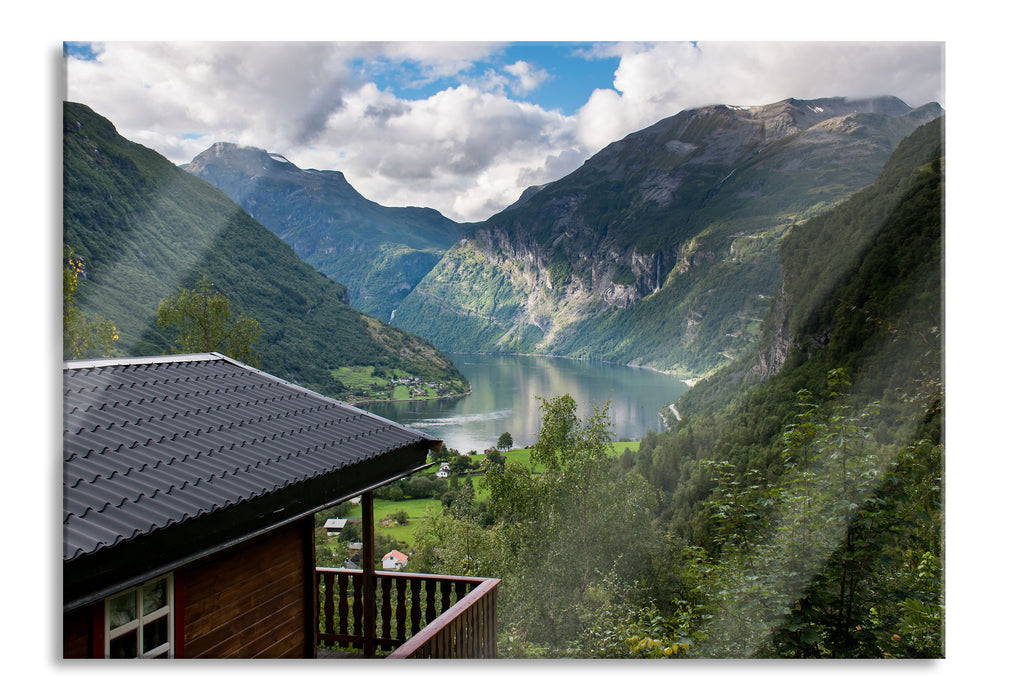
[63,101,469,401]
[678,115,944,419]
[392,96,944,376]
[752,115,945,386]
[184,143,467,322]
[629,117,944,657]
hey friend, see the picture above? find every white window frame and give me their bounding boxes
[104,573,174,659]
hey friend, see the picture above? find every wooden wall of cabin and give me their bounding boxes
[62,604,97,658]
[62,516,317,659]
[181,517,315,658]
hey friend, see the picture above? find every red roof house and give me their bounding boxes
[382,550,409,571]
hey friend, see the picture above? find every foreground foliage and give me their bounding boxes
[689,372,943,658]
[411,396,667,656]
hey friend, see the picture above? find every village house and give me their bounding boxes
[63,353,498,659]
[323,518,348,537]
[382,550,409,571]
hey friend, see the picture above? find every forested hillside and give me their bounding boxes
[63,101,468,401]
[637,117,944,657]
[405,118,944,658]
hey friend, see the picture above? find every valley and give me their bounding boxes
[62,92,944,660]
[143,95,945,388]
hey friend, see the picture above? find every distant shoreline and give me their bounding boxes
[447,350,700,386]
[350,389,472,408]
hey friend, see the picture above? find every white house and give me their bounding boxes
[382,550,408,571]
[436,463,452,479]
[323,518,348,537]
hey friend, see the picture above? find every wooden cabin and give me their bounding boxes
[62,353,498,659]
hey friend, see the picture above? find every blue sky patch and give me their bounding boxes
[63,42,99,61]
[363,42,621,115]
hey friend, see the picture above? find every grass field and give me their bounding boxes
[330,366,437,401]
[335,497,441,550]
[372,498,442,545]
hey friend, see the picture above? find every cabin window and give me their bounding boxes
[105,574,174,658]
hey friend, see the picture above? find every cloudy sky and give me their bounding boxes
[65,40,944,222]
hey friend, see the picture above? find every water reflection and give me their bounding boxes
[366,353,690,453]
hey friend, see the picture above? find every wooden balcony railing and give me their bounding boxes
[315,568,500,658]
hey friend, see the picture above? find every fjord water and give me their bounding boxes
[367,353,691,453]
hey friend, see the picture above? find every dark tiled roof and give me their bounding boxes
[63,353,437,564]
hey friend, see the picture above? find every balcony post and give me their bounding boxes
[361,490,377,656]
[304,514,319,658]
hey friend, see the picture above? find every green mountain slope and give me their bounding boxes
[680,116,945,415]
[631,118,943,656]
[63,101,468,401]
[394,97,943,375]
[184,143,466,322]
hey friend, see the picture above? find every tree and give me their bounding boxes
[63,246,119,360]
[690,368,943,659]
[484,395,658,651]
[404,473,444,499]
[529,394,581,472]
[497,431,513,451]
[449,453,473,474]
[156,275,261,364]
[485,449,506,466]
[337,521,362,544]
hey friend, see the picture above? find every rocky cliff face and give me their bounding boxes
[184,143,466,322]
[745,282,793,382]
[394,97,943,374]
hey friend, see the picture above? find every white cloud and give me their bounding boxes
[465,60,551,103]
[66,41,944,222]
[575,41,945,151]
[378,41,508,82]
[504,60,551,95]
[67,42,366,161]
[301,83,581,221]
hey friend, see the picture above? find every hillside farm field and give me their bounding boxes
[330,366,446,402]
